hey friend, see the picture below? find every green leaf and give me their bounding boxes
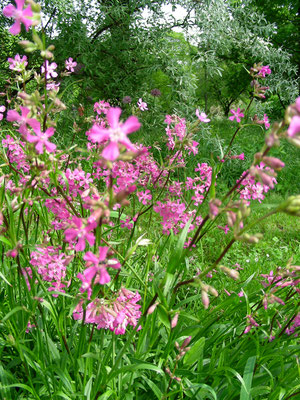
[184,337,205,366]
[2,306,27,323]
[0,236,12,246]
[157,305,170,329]
[97,390,115,400]
[167,218,192,273]
[84,376,94,400]
[4,383,36,397]
[108,362,163,381]
[240,356,256,400]
[143,376,163,399]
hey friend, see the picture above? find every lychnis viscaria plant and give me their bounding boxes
[0,1,299,399]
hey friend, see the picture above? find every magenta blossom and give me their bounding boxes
[94,100,110,115]
[0,106,5,121]
[64,217,96,251]
[7,106,31,134]
[26,118,56,154]
[41,60,58,80]
[7,54,28,71]
[137,98,148,111]
[287,116,300,138]
[87,107,140,161]
[65,57,77,72]
[263,114,270,129]
[3,0,33,35]
[258,65,271,78]
[78,247,121,295]
[195,109,210,123]
[229,108,244,123]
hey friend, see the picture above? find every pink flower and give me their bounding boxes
[217,225,229,234]
[87,107,140,161]
[287,115,300,138]
[65,57,77,72]
[258,65,271,78]
[3,0,33,35]
[229,108,244,123]
[7,106,31,134]
[64,217,96,251]
[263,114,270,129]
[78,247,121,292]
[26,118,56,154]
[7,54,27,71]
[195,109,210,123]
[41,60,58,80]
[0,106,5,121]
[137,98,148,111]
[94,100,110,115]
[46,81,60,91]
[137,189,152,205]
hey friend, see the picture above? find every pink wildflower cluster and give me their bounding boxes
[2,135,30,172]
[94,100,110,115]
[59,168,93,198]
[93,147,166,195]
[30,246,72,296]
[45,198,71,230]
[153,200,202,235]
[8,54,28,71]
[165,115,188,150]
[238,163,277,203]
[73,288,141,335]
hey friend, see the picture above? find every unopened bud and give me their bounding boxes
[201,289,209,309]
[219,265,240,280]
[261,156,285,170]
[147,301,159,315]
[181,336,192,349]
[279,195,300,217]
[171,313,179,329]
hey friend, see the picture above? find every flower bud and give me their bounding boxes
[219,265,240,280]
[181,336,192,349]
[201,289,209,309]
[147,301,159,315]
[261,156,285,170]
[171,313,179,329]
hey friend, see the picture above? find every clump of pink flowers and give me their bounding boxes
[73,288,141,335]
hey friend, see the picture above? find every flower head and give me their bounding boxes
[65,57,77,72]
[229,108,244,123]
[196,109,210,123]
[87,107,140,161]
[137,98,148,111]
[26,118,56,154]
[3,0,33,35]
[41,60,58,80]
[7,54,28,71]
[0,106,6,121]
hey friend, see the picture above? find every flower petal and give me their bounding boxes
[107,107,122,130]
